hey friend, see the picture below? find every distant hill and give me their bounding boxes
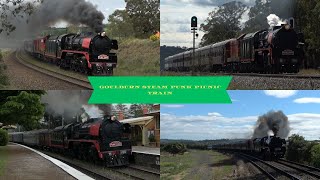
[160,46,191,71]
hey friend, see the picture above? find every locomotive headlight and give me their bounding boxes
[101,32,106,37]
[285,24,290,30]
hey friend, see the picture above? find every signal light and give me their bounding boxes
[191,16,197,28]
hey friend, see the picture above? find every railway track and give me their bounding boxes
[36,148,158,180]
[239,153,320,180]
[14,51,93,90]
[163,71,320,79]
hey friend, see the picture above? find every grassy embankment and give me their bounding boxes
[161,150,233,180]
[0,146,8,176]
[114,38,160,76]
[0,49,10,88]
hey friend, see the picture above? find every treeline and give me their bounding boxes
[170,0,319,68]
[286,134,320,168]
[105,0,160,40]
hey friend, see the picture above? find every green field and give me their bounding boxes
[161,150,234,180]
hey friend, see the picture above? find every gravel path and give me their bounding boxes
[2,52,83,90]
[230,76,320,90]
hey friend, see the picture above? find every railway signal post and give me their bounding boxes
[191,16,197,75]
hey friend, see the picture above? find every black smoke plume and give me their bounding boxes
[0,0,105,47]
[252,110,290,138]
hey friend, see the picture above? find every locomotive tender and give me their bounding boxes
[212,136,286,160]
[24,32,118,75]
[9,116,132,167]
[165,19,304,74]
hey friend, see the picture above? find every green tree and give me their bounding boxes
[125,0,160,38]
[106,10,134,39]
[0,91,45,130]
[311,144,320,168]
[285,134,308,163]
[0,0,43,34]
[129,104,143,117]
[200,1,248,46]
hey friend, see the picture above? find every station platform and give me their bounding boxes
[132,146,160,155]
[0,144,93,180]
[131,146,160,170]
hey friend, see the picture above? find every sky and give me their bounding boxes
[161,90,320,141]
[160,0,257,48]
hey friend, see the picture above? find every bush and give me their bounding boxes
[163,143,187,155]
[149,33,160,41]
[0,129,8,146]
[311,144,320,168]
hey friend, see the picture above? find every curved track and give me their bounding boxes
[239,153,320,180]
[15,51,92,90]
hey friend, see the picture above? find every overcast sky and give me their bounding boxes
[160,0,256,48]
[161,90,320,141]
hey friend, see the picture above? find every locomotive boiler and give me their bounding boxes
[24,32,118,75]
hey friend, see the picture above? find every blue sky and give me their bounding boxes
[161,90,320,140]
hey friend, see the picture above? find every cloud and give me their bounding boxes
[161,112,320,140]
[293,98,320,104]
[161,104,185,108]
[264,90,297,98]
[208,112,222,117]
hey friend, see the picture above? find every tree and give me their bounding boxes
[0,91,45,130]
[0,0,43,34]
[106,10,134,39]
[129,104,143,117]
[125,0,160,38]
[200,1,248,46]
[311,144,320,168]
[285,134,308,163]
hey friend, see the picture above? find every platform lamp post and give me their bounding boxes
[191,16,198,75]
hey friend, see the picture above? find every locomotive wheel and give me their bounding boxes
[89,145,99,164]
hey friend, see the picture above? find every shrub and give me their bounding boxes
[149,34,160,41]
[163,143,187,155]
[311,144,320,168]
[0,129,8,146]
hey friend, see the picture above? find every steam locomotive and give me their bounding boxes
[164,18,305,74]
[212,136,286,160]
[24,32,118,75]
[9,116,132,167]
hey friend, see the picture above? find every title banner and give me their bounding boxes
[88,76,232,104]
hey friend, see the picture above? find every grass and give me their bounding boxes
[114,38,160,76]
[0,49,10,88]
[298,69,320,75]
[0,146,8,176]
[161,150,234,180]
[160,151,194,180]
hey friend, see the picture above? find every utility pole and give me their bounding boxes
[191,16,198,75]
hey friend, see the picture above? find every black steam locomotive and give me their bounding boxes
[164,18,305,74]
[24,32,118,75]
[212,136,286,160]
[9,116,132,167]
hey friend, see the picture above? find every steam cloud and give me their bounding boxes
[0,0,105,47]
[267,14,285,27]
[41,91,110,124]
[252,110,290,139]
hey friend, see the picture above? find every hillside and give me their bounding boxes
[160,46,190,71]
[114,38,160,76]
